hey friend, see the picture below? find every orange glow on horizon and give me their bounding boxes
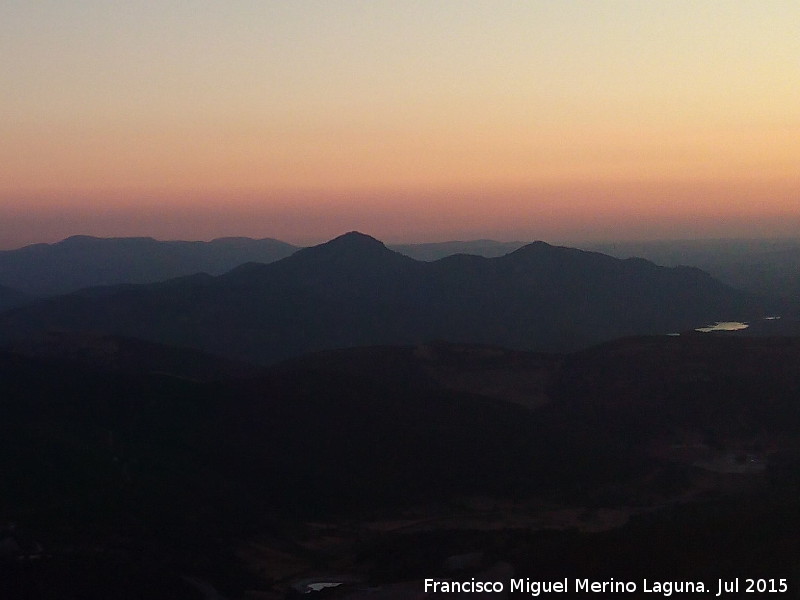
[2,2,798,248]
[2,175,798,250]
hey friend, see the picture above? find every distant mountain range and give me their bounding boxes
[6,234,800,300]
[390,239,526,261]
[584,238,800,299]
[0,235,299,295]
[0,232,766,363]
[0,235,529,296]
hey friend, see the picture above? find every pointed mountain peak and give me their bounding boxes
[298,232,394,257]
[281,232,416,272]
[504,240,556,257]
[222,232,414,281]
[519,240,553,249]
[324,231,386,249]
[58,235,102,245]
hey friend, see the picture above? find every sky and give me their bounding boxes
[2,1,798,248]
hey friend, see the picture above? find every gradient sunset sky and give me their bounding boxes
[2,1,798,248]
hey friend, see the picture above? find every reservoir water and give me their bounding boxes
[694,321,749,333]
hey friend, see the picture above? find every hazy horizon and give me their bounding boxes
[3,225,800,254]
[3,2,798,249]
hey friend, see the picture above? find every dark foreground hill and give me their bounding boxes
[6,330,261,381]
[0,235,298,295]
[0,232,769,363]
[2,334,800,596]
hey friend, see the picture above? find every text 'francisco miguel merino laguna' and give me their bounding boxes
[424,577,714,596]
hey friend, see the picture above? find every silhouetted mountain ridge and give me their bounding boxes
[584,237,800,299]
[226,231,418,282]
[0,235,298,295]
[0,233,766,363]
